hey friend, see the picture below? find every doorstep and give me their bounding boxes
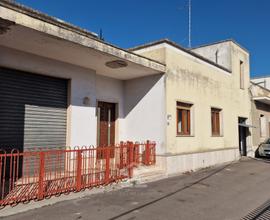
[131,166,167,184]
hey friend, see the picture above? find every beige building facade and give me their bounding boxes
[0,1,256,177]
[250,82,270,153]
[131,39,252,174]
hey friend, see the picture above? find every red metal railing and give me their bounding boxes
[133,140,156,166]
[0,141,156,207]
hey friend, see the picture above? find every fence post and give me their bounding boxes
[105,147,110,184]
[145,140,150,166]
[153,142,156,165]
[76,149,82,191]
[120,142,123,169]
[128,142,134,178]
[135,143,139,166]
[38,152,45,200]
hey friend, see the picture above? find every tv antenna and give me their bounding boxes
[188,0,192,48]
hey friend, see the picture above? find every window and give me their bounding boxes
[240,61,244,89]
[211,108,221,136]
[177,102,192,135]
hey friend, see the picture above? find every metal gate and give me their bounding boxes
[0,67,68,152]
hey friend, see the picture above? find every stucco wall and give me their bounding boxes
[95,75,125,143]
[130,47,166,64]
[134,41,251,156]
[123,74,166,154]
[191,41,232,71]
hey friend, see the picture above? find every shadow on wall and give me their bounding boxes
[124,73,164,118]
[0,66,163,152]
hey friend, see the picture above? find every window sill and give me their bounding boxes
[211,135,223,137]
[176,135,194,137]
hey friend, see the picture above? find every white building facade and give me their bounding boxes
[0,1,166,153]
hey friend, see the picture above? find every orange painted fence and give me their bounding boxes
[0,141,156,208]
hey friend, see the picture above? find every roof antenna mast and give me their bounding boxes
[188,0,192,48]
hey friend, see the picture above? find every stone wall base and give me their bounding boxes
[156,148,241,176]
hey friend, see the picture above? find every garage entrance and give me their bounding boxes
[0,67,68,152]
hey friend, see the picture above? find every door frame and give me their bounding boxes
[238,117,247,156]
[96,100,119,147]
[269,122,270,137]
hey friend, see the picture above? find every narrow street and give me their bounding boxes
[2,158,270,220]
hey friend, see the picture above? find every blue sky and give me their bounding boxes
[16,0,270,77]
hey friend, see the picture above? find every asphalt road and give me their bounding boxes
[2,158,270,220]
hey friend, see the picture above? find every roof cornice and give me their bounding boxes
[0,0,98,38]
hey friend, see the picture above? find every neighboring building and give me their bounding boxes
[0,1,166,153]
[0,1,254,177]
[131,39,252,174]
[250,80,270,154]
[252,76,270,90]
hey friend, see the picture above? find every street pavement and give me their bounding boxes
[2,158,270,220]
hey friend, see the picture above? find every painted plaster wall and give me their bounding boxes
[123,74,166,154]
[191,41,232,71]
[130,47,166,64]
[95,74,125,143]
[165,42,251,154]
[134,42,251,156]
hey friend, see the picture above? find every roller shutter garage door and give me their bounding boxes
[0,67,68,152]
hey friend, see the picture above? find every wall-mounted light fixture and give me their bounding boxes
[83,97,90,106]
[167,114,172,125]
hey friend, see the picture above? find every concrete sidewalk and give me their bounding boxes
[2,158,270,220]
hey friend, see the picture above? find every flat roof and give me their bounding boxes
[190,39,249,54]
[0,0,165,72]
[0,0,98,38]
[129,39,231,73]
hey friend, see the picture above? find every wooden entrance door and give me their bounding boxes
[97,101,116,147]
